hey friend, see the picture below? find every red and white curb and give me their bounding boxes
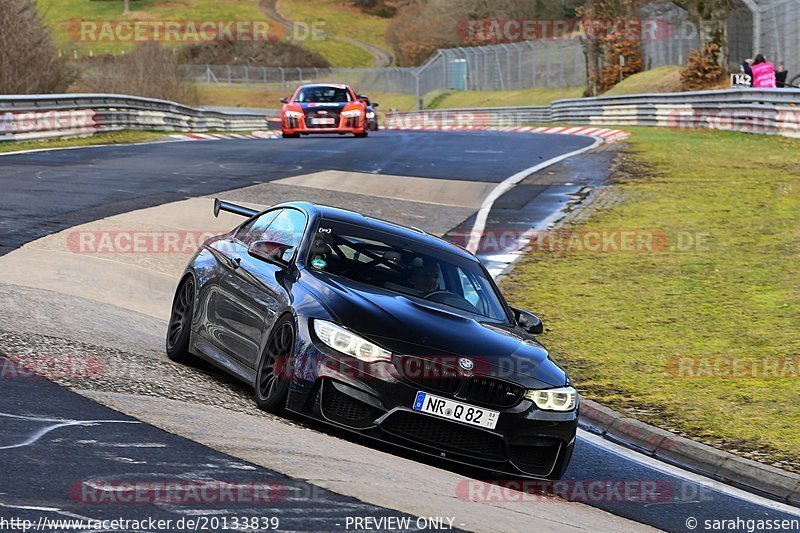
[168,131,280,141]
[525,125,630,142]
[385,125,630,143]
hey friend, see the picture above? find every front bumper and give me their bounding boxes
[287,320,578,479]
[282,114,366,134]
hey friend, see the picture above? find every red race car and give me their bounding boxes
[280,84,369,138]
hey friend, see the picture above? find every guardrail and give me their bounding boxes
[0,94,278,142]
[385,88,800,139]
[4,89,800,143]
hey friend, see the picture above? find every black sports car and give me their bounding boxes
[357,94,380,131]
[167,200,578,479]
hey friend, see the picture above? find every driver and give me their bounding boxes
[407,260,440,293]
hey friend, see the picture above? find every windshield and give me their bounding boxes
[307,219,509,322]
[295,86,352,103]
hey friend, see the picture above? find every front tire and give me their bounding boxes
[282,132,300,138]
[166,276,198,364]
[354,131,368,138]
[255,316,296,413]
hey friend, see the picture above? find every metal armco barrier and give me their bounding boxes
[0,94,277,142]
[385,88,800,138]
[4,89,800,143]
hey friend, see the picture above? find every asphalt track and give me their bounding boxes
[1,131,799,532]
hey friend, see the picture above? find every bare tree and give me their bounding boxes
[76,43,197,104]
[0,0,73,94]
[124,0,130,15]
[673,0,732,69]
[578,0,646,95]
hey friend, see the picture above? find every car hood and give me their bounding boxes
[301,272,567,388]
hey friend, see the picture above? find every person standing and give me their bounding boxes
[776,62,789,88]
[741,58,754,86]
[751,54,777,88]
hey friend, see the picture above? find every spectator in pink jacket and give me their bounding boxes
[751,54,777,88]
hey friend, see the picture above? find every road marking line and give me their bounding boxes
[0,139,189,157]
[466,139,602,253]
[578,429,800,517]
[0,412,140,450]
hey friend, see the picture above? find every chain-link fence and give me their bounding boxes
[639,1,699,69]
[183,40,588,102]
[184,1,800,101]
[757,0,800,82]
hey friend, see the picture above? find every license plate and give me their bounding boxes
[311,117,335,125]
[412,391,498,429]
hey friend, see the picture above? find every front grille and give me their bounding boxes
[380,410,506,460]
[396,357,461,395]
[305,112,340,129]
[321,382,376,422]
[508,441,561,476]
[285,117,299,129]
[461,377,524,408]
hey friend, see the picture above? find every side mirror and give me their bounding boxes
[372,102,379,108]
[510,307,544,335]
[280,97,289,104]
[248,240,293,266]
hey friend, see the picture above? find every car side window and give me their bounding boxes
[261,209,307,261]
[457,267,484,312]
[235,209,281,246]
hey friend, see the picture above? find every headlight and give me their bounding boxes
[341,109,363,118]
[313,320,391,363]
[366,111,375,119]
[284,110,303,118]
[525,386,578,411]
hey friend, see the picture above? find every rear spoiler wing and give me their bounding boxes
[213,198,259,218]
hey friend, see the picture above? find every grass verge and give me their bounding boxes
[195,84,417,111]
[279,0,389,67]
[192,85,584,112]
[427,87,584,109]
[604,66,684,95]
[501,128,800,471]
[35,0,278,55]
[0,131,165,154]
[292,38,373,68]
